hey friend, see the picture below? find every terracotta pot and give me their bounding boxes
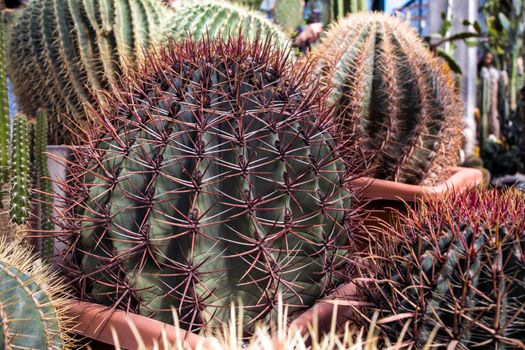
[68,283,360,350]
[351,167,483,201]
[351,167,483,248]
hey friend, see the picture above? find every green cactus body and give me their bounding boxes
[311,13,463,185]
[0,239,73,349]
[35,111,54,258]
[61,36,350,332]
[320,0,367,26]
[0,16,9,185]
[9,114,30,225]
[168,1,288,46]
[354,189,525,349]
[7,0,173,145]
[273,0,303,35]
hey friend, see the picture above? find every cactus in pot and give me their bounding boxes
[0,237,74,349]
[168,1,288,46]
[6,0,174,145]
[59,35,351,333]
[352,189,525,349]
[310,13,463,186]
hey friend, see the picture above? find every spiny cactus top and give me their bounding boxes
[0,238,73,349]
[352,189,525,349]
[60,35,351,332]
[311,13,463,185]
[168,1,288,46]
[7,0,173,145]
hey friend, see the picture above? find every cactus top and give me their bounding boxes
[61,35,351,331]
[311,13,464,185]
[167,0,288,46]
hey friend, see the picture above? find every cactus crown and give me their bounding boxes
[60,35,351,333]
[0,238,74,349]
[311,13,463,185]
[168,0,288,46]
[352,189,525,349]
[7,0,174,145]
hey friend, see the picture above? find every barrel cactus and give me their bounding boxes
[352,189,525,349]
[168,1,288,46]
[310,13,463,185]
[0,238,73,349]
[7,0,174,145]
[60,36,350,332]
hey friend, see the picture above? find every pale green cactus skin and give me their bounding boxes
[7,0,174,145]
[273,0,303,35]
[9,114,30,225]
[233,0,262,9]
[168,1,288,46]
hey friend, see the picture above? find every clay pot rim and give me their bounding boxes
[350,167,483,202]
[68,283,359,350]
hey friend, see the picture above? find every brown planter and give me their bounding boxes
[68,283,360,350]
[351,167,483,248]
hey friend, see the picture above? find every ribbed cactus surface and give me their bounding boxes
[353,189,525,349]
[9,114,30,225]
[168,1,288,46]
[0,238,73,349]
[320,0,367,26]
[311,13,463,185]
[233,0,262,9]
[7,0,173,145]
[0,15,9,184]
[61,36,350,332]
[35,111,54,258]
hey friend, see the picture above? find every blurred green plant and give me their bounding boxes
[481,0,524,110]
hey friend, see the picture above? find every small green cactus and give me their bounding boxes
[311,13,463,185]
[9,114,30,225]
[320,0,367,26]
[0,15,9,185]
[35,111,54,258]
[168,1,288,46]
[0,237,73,349]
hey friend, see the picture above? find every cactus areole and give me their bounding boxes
[61,36,351,332]
[312,13,464,186]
